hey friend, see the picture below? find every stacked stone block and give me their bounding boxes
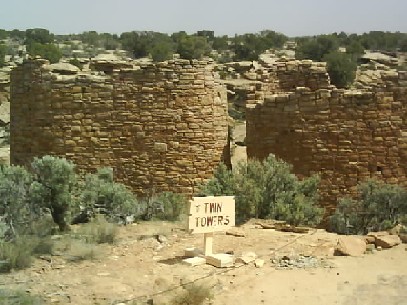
[238,59,332,113]
[10,58,228,196]
[246,71,407,213]
[258,59,331,92]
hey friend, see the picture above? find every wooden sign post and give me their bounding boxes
[188,196,235,256]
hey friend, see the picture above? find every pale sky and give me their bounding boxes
[0,0,406,37]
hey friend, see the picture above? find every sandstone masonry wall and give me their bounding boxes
[11,58,228,195]
[246,70,407,213]
[259,59,331,92]
[225,59,332,113]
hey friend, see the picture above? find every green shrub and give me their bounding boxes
[68,58,83,70]
[329,179,407,234]
[0,231,56,273]
[170,283,213,305]
[0,289,44,305]
[26,42,62,63]
[30,156,76,231]
[63,239,100,262]
[0,44,6,67]
[0,238,34,272]
[77,215,118,244]
[323,51,357,88]
[200,154,323,226]
[155,192,188,221]
[273,175,322,226]
[30,236,54,256]
[0,165,35,239]
[23,215,57,237]
[79,167,139,220]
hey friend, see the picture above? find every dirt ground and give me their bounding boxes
[2,220,406,305]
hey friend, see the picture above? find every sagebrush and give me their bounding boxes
[170,283,213,305]
[200,154,323,226]
[329,179,407,234]
[30,156,76,231]
[155,192,188,221]
[0,289,44,305]
[0,165,36,239]
[77,167,139,221]
[77,215,118,244]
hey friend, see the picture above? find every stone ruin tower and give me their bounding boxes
[245,59,407,214]
[10,57,229,195]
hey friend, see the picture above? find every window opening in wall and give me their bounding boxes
[376,166,383,175]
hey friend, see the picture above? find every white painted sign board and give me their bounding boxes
[188,196,235,234]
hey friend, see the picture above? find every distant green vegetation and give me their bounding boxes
[232,30,288,61]
[26,42,62,63]
[1,27,406,65]
[295,31,407,88]
[324,51,357,88]
[24,28,62,63]
[0,28,406,82]
[0,43,6,67]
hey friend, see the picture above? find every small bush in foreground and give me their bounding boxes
[0,289,44,305]
[78,167,139,220]
[0,165,35,239]
[64,240,100,262]
[77,215,118,244]
[155,192,188,221]
[170,283,213,305]
[0,233,55,273]
[0,216,56,273]
[0,238,34,272]
[329,179,407,234]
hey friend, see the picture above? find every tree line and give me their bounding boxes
[295,31,407,87]
[1,28,406,88]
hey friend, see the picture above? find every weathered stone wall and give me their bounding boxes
[255,59,331,93]
[246,70,407,213]
[224,59,332,114]
[11,58,228,195]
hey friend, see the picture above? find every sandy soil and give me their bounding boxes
[214,240,407,305]
[2,220,406,305]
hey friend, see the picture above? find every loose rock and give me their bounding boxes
[375,235,401,248]
[236,251,257,264]
[254,259,265,268]
[336,236,366,256]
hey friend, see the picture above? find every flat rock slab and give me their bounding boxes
[182,257,206,267]
[375,235,401,248]
[206,254,234,268]
[336,236,366,256]
[367,231,389,238]
[363,235,376,244]
[254,259,265,268]
[236,251,257,264]
[184,247,203,258]
[226,229,246,237]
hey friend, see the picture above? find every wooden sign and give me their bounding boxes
[188,196,235,234]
